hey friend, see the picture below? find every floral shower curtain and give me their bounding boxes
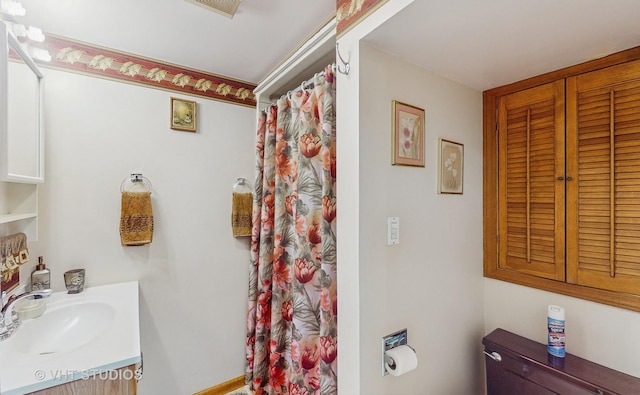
[245,66,337,395]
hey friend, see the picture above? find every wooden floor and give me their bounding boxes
[193,376,247,395]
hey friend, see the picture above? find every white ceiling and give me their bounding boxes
[18,0,335,84]
[14,0,640,91]
[365,0,640,91]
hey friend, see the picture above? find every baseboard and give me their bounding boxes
[193,375,245,395]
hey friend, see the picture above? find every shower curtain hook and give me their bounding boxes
[336,42,350,76]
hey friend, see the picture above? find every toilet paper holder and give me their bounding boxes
[382,328,409,376]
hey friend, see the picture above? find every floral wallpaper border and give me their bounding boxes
[32,34,257,108]
[336,0,389,38]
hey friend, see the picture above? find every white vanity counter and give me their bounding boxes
[0,281,141,394]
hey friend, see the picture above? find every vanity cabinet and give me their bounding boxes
[26,365,137,395]
[483,328,640,394]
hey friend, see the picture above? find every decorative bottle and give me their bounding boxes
[31,256,50,290]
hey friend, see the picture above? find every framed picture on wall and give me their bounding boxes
[438,138,464,194]
[392,100,425,167]
[170,97,197,132]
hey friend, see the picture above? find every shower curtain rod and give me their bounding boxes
[261,64,336,111]
[283,63,335,100]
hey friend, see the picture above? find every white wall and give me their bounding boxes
[484,279,640,379]
[29,68,255,394]
[335,3,417,393]
[356,43,484,394]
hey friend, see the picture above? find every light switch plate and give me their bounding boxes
[387,216,399,245]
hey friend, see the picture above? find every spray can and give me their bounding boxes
[547,305,566,358]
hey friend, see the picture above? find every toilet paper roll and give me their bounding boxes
[385,345,418,376]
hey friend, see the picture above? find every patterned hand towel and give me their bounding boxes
[232,192,252,237]
[120,191,154,246]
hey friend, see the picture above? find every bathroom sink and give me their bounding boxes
[0,281,140,395]
[7,301,115,355]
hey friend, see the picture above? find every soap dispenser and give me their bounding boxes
[31,256,50,290]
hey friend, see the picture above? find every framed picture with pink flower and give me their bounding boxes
[438,138,464,194]
[391,100,425,167]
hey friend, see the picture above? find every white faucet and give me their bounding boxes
[0,289,52,341]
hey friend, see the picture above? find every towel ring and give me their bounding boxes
[234,177,249,187]
[233,177,252,194]
[120,173,153,193]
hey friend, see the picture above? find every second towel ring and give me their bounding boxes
[120,173,153,193]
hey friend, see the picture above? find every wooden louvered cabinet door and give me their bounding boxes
[567,59,640,295]
[498,80,566,280]
[485,47,640,311]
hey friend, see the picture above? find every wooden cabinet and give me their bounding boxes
[484,46,640,312]
[566,60,640,295]
[498,80,565,281]
[27,365,137,395]
[483,328,640,395]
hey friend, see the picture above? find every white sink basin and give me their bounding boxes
[0,281,140,395]
[9,301,115,355]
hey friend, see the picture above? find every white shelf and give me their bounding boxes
[0,182,38,240]
[0,212,37,224]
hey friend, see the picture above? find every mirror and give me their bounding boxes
[0,22,44,183]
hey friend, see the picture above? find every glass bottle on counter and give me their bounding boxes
[31,256,50,290]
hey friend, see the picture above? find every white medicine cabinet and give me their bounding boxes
[0,21,45,183]
[0,21,44,241]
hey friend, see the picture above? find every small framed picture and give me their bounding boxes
[438,138,464,194]
[392,100,425,167]
[170,97,197,132]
